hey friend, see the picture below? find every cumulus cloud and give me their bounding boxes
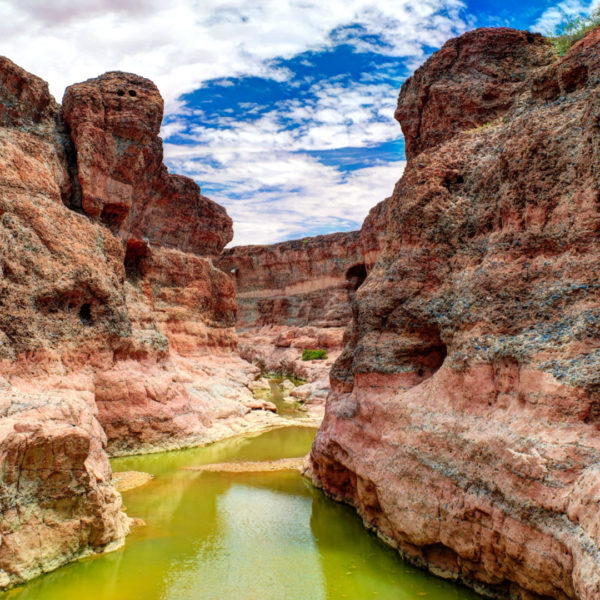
[0,0,466,110]
[171,79,399,152]
[168,147,405,246]
[0,1,467,246]
[162,74,406,245]
[531,0,600,33]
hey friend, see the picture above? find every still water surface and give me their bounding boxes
[4,426,481,600]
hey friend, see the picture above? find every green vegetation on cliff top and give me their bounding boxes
[549,10,600,55]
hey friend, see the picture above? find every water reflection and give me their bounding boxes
[2,426,480,600]
[309,486,478,599]
[163,482,325,600]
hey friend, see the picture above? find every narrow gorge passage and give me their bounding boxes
[3,7,600,598]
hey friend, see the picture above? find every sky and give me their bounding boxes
[1,0,599,246]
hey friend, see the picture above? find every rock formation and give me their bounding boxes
[0,57,279,588]
[62,72,232,255]
[218,231,367,330]
[0,378,129,589]
[308,28,600,600]
[0,57,132,585]
[218,230,385,408]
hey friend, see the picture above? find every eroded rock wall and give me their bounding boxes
[0,58,131,585]
[62,72,232,255]
[308,28,600,600]
[0,378,129,589]
[0,56,270,587]
[218,231,367,329]
[217,230,384,405]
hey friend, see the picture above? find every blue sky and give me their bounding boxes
[1,0,599,245]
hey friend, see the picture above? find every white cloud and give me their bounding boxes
[163,73,406,243]
[167,79,400,154]
[160,72,405,246]
[0,0,466,111]
[0,1,466,247]
[174,150,405,246]
[531,0,600,33]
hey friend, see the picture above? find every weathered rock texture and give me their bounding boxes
[360,197,390,271]
[308,28,600,600]
[0,56,277,587]
[0,59,132,586]
[0,377,129,589]
[396,28,553,160]
[62,72,232,255]
[218,231,368,329]
[217,229,386,405]
[0,57,129,361]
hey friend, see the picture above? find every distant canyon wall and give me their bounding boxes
[217,222,387,331]
[216,220,387,395]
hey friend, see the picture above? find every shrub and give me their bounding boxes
[302,348,328,361]
[549,8,600,55]
[150,331,168,352]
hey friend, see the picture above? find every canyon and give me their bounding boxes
[0,56,287,589]
[217,227,385,408]
[1,23,600,600]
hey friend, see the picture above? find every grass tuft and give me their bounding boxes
[548,9,600,56]
[302,348,328,361]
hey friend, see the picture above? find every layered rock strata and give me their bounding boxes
[308,28,600,600]
[218,231,367,330]
[218,229,386,406]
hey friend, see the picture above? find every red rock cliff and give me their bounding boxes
[218,231,368,329]
[0,56,130,589]
[308,28,600,599]
[0,57,271,588]
[62,72,232,255]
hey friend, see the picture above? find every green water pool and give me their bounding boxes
[3,426,481,600]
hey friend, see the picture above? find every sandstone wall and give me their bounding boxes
[0,57,273,587]
[217,231,368,330]
[308,28,600,600]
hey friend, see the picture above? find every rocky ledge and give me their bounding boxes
[0,377,129,589]
[308,28,600,600]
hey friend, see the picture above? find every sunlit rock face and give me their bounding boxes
[0,57,130,361]
[62,71,233,256]
[0,379,130,590]
[0,56,262,588]
[308,27,600,599]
